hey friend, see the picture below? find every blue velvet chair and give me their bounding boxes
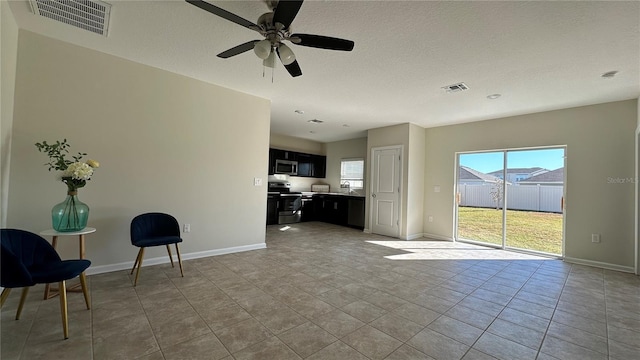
[0,229,91,339]
[130,212,184,286]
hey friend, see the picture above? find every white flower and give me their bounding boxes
[63,162,94,181]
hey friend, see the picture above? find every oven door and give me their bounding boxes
[278,194,302,224]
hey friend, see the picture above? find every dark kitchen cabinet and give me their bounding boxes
[300,196,315,222]
[266,194,279,225]
[347,198,365,228]
[296,153,327,178]
[311,154,326,178]
[313,194,365,229]
[313,195,349,226]
[268,149,275,175]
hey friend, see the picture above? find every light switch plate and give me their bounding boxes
[434,186,441,193]
[254,178,262,186]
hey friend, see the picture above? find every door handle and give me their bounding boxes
[372,193,376,198]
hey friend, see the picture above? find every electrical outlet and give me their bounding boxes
[254,177,262,186]
[591,234,600,243]
[183,224,191,233]
[428,216,434,222]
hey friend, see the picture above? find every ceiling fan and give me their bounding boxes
[186,0,355,77]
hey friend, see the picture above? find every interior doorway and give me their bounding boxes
[370,146,401,237]
[456,147,566,256]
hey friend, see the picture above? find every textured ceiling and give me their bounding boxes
[8,0,640,143]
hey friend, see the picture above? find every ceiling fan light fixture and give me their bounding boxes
[254,39,272,60]
[278,43,296,66]
[263,50,276,68]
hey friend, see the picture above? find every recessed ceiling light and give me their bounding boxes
[601,70,618,79]
[487,94,501,100]
[294,110,305,114]
[307,119,323,124]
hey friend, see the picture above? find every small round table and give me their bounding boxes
[39,227,96,300]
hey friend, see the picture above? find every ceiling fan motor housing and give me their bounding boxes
[186,0,354,78]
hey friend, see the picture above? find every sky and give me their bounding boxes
[459,148,565,173]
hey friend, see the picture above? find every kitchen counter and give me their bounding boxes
[301,192,365,198]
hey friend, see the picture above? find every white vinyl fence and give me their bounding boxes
[458,184,563,213]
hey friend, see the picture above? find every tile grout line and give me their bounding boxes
[455,259,547,359]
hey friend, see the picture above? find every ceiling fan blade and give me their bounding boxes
[186,0,260,32]
[217,40,260,58]
[290,33,354,51]
[273,0,303,29]
[276,47,302,77]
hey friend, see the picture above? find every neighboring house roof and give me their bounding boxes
[459,166,501,182]
[519,167,564,183]
[488,167,547,176]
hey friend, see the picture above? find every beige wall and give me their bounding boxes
[270,133,325,154]
[1,2,19,227]
[7,31,271,271]
[325,137,367,193]
[424,100,637,270]
[407,124,426,238]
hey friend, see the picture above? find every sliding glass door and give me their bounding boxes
[457,152,504,247]
[456,147,565,256]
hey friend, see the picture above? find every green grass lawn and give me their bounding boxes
[457,207,563,255]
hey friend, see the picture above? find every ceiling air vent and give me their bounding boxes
[442,82,469,93]
[29,0,112,36]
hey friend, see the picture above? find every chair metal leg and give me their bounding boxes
[15,287,30,320]
[175,243,184,278]
[133,247,145,286]
[0,288,11,307]
[59,280,69,339]
[131,248,143,275]
[79,272,91,310]
[166,245,175,267]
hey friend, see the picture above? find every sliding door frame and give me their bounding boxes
[454,145,567,258]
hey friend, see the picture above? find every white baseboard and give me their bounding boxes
[363,228,371,234]
[422,233,455,241]
[564,257,635,274]
[404,233,424,240]
[86,242,267,276]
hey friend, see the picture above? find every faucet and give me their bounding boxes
[340,180,350,194]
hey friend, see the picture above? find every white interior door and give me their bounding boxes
[371,146,401,237]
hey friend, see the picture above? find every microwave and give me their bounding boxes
[275,159,298,175]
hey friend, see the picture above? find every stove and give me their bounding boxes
[267,179,302,224]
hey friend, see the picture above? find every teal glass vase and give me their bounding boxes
[52,191,89,232]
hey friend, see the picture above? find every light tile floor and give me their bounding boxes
[1,222,639,359]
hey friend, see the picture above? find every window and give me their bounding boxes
[340,159,364,189]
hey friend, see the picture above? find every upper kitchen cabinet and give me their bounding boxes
[296,153,327,178]
[269,148,326,178]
